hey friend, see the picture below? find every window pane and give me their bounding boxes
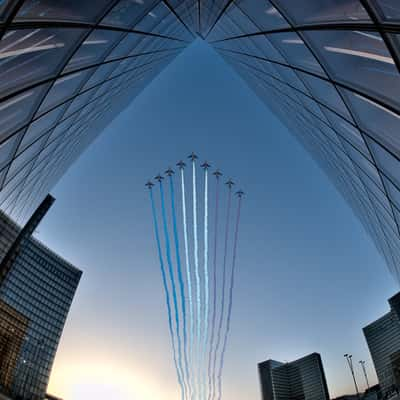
[102,0,162,29]
[273,0,370,25]
[382,175,400,212]
[0,130,23,170]
[298,72,352,120]
[367,137,400,190]
[81,62,117,91]
[268,32,327,76]
[15,0,112,23]
[273,64,309,93]
[304,30,400,110]
[0,160,33,200]
[373,0,400,22]
[322,106,371,160]
[64,30,124,73]
[0,28,86,97]
[234,0,289,31]
[0,84,48,143]
[0,0,15,22]
[6,135,47,183]
[18,103,69,154]
[37,69,93,115]
[134,1,171,33]
[342,88,400,159]
[106,33,144,61]
[219,3,262,37]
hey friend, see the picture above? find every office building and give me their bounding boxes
[0,1,397,282]
[0,197,82,400]
[364,292,400,397]
[258,353,330,400]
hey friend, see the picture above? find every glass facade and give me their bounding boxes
[0,210,82,400]
[363,292,400,397]
[0,1,398,281]
[258,353,330,400]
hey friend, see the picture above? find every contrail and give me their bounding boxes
[149,188,185,399]
[217,193,243,400]
[211,182,233,400]
[169,172,191,398]
[159,180,186,399]
[208,172,221,400]
[203,166,210,400]
[192,160,201,399]
[180,166,195,399]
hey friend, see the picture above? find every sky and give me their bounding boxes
[33,39,398,400]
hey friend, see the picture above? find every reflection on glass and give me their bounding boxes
[0,0,13,21]
[0,28,85,97]
[16,0,111,23]
[0,131,23,170]
[64,30,123,73]
[38,69,92,115]
[304,30,400,110]
[102,0,158,28]
[234,0,289,31]
[374,0,400,22]
[18,104,68,154]
[299,72,351,120]
[6,135,47,183]
[273,0,370,25]
[106,33,143,61]
[367,137,400,191]
[342,88,400,159]
[0,84,48,143]
[268,31,327,76]
[135,1,171,33]
[217,3,260,37]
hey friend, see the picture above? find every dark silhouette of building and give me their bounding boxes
[0,197,81,400]
[364,292,400,398]
[258,353,330,400]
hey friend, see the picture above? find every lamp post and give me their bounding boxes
[359,360,370,390]
[344,354,360,399]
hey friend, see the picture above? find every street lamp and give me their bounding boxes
[344,354,360,399]
[359,360,370,390]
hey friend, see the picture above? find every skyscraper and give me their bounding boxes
[0,1,398,284]
[0,198,82,400]
[258,353,330,400]
[363,292,400,397]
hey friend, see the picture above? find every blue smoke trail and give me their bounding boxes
[159,181,186,399]
[181,168,195,399]
[149,188,185,399]
[211,185,233,400]
[217,195,243,400]
[192,161,201,399]
[203,168,209,400]
[169,174,191,398]
[208,176,220,400]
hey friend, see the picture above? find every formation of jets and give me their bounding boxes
[146,153,244,197]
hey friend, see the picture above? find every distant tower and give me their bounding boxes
[0,197,82,400]
[258,353,330,400]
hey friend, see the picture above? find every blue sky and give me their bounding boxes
[35,39,397,400]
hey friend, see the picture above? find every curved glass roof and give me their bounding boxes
[0,1,399,280]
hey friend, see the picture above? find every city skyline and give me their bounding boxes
[33,39,398,400]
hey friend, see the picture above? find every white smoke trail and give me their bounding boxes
[181,168,194,399]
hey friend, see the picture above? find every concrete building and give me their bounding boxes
[258,353,330,400]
